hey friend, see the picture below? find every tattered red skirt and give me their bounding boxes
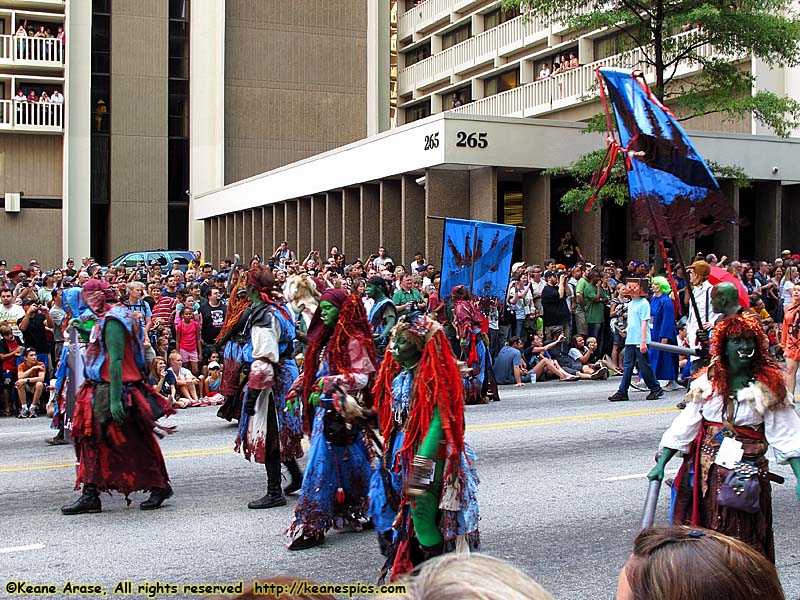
[71,380,175,502]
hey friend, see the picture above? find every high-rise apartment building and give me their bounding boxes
[0,0,376,266]
[193,0,800,267]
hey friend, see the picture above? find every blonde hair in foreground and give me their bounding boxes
[377,553,554,600]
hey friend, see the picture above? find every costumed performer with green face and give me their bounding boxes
[648,311,800,561]
[370,312,480,582]
[61,280,175,515]
[285,288,378,550]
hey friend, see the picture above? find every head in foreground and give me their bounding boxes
[617,526,784,600]
[377,553,554,600]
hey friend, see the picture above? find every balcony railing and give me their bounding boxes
[398,13,547,94]
[398,0,455,40]
[0,99,64,132]
[0,35,65,67]
[451,29,723,119]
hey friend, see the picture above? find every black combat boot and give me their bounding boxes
[61,484,101,515]
[248,458,287,509]
[283,459,303,494]
[140,484,173,510]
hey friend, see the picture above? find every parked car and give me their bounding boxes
[109,250,194,273]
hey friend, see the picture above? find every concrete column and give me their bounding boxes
[755,181,781,260]
[310,195,327,254]
[712,181,739,260]
[326,191,343,255]
[188,0,225,252]
[204,219,213,263]
[235,212,245,257]
[367,0,390,135]
[380,180,402,262]
[572,208,601,264]
[284,201,297,257]
[252,208,264,260]
[63,0,92,262]
[343,187,361,259]
[522,172,550,263]
[298,198,312,258]
[469,167,497,222]
[273,203,286,254]
[625,204,648,262]
[425,169,469,268]
[520,60,535,85]
[361,184,381,260]
[261,207,273,260]
[242,210,254,260]
[401,175,426,268]
[225,214,234,258]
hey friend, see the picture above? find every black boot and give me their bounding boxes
[140,484,173,510]
[283,459,303,494]
[61,484,101,515]
[288,531,325,550]
[248,458,287,509]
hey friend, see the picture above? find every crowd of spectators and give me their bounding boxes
[14,20,65,62]
[1,242,798,418]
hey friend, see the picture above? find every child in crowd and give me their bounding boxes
[175,306,202,375]
[200,360,224,406]
[166,350,201,407]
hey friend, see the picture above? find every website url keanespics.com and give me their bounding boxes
[252,580,407,597]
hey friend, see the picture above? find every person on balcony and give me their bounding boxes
[33,26,47,60]
[15,23,28,60]
[51,90,64,104]
[538,63,550,79]
[569,52,579,68]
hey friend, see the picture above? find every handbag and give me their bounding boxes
[717,462,761,514]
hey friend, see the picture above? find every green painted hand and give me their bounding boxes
[647,448,678,482]
[110,398,126,423]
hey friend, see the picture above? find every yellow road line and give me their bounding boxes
[0,406,675,474]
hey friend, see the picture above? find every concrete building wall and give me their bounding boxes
[0,209,63,267]
[223,0,369,184]
[0,134,63,198]
[108,0,169,257]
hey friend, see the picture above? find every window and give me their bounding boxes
[443,86,472,110]
[483,7,520,30]
[404,41,431,67]
[405,99,431,123]
[441,23,471,50]
[484,68,519,97]
[147,253,169,267]
[124,253,145,268]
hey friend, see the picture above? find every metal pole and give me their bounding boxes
[641,479,662,530]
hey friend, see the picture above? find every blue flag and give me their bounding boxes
[440,218,516,300]
[598,67,737,240]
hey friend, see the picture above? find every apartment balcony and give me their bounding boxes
[398,0,477,41]
[0,0,64,9]
[398,13,548,94]
[0,99,63,132]
[451,30,724,119]
[0,35,64,70]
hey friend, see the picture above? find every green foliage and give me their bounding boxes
[504,0,798,211]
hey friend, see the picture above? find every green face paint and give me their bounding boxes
[319,301,340,327]
[365,283,381,300]
[725,334,755,376]
[391,331,422,367]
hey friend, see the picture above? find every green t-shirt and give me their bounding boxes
[582,282,607,324]
[392,288,424,318]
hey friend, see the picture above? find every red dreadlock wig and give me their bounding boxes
[705,313,786,401]
[372,316,465,478]
[216,271,251,343]
[246,266,290,320]
[301,289,377,433]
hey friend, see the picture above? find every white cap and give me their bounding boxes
[208,361,220,369]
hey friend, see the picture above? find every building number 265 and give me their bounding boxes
[455,131,488,148]
[424,132,440,150]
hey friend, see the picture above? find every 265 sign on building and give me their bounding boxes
[424,131,489,151]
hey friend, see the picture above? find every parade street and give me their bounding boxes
[1,380,798,600]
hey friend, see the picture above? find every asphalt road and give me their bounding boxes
[1,380,798,600]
